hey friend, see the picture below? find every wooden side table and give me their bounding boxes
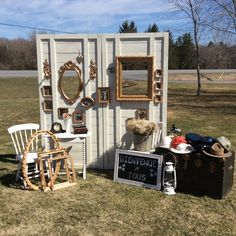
[54,132,90,179]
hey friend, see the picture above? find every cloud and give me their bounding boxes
[0,0,177,38]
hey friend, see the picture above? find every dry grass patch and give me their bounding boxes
[169,72,236,81]
[0,77,235,235]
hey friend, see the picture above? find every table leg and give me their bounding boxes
[82,138,86,180]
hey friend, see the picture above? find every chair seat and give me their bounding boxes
[16,152,38,163]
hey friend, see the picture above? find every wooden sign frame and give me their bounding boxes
[113,149,163,190]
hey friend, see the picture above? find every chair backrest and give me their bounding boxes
[7,123,40,155]
[152,122,164,149]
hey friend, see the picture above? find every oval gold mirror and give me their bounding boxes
[58,61,83,105]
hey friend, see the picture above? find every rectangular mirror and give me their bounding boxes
[116,56,153,101]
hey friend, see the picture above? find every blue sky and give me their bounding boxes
[0,0,208,41]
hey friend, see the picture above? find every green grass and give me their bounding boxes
[0,78,236,235]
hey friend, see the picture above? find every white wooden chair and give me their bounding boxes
[7,123,40,187]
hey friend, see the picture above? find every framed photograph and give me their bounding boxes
[80,97,95,108]
[97,87,110,104]
[43,100,52,112]
[113,149,163,190]
[154,95,161,104]
[135,109,148,120]
[154,68,162,77]
[58,108,69,118]
[42,86,52,97]
[73,110,85,124]
[154,81,161,92]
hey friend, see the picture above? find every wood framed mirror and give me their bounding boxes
[58,61,83,105]
[116,56,153,101]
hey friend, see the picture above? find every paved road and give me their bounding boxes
[0,70,37,78]
[169,80,236,84]
[0,70,235,84]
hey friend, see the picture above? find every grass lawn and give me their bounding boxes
[0,77,236,235]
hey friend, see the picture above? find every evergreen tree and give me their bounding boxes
[168,30,178,69]
[175,33,195,69]
[145,23,159,32]
[119,20,137,33]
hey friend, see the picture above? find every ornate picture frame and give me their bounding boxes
[116,56,154,101]
[80,97,95,108]
[58,60,83,105]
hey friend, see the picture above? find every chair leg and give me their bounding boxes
[16,161,27,188]
[16,162,21,182]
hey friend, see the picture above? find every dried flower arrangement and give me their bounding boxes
[126,118,157,136]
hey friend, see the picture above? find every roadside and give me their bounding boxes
[0,70,235,84]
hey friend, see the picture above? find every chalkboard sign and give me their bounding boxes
[113,149,163,190]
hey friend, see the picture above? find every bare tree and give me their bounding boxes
[206,0,236,36]
[169,0,204,96]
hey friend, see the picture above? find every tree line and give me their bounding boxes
[0,22,235,70]
[0,34,37,70]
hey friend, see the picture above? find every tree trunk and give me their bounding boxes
[188,0,201,95]
[196,54,201,96]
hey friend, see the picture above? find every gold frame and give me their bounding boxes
[116,56,153,101]
[73,110,85,124]
[80,97,95,108]
[58,61,83,105]
[97,87,110,104]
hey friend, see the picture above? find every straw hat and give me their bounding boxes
[217,136,231,151]
[202,142,232,158]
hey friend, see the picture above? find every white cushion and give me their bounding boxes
[16,153,38,163]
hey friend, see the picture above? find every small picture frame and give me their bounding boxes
[154,68,162,77]
[58,108,69,118]
[80,97,95,108]
[43,100,53,112]
[154,95,161,104]
[97,87,110,104]
[135,109,148,120]
[73,110,85,124]
[42,86,52,98]
[154,81,161,92]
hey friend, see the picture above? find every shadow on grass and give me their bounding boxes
[88,169,114,180]
[0,154,19,187]
[0,154,17,164]
[0,172,17,187]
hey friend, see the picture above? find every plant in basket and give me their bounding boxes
[125,118,157,151]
